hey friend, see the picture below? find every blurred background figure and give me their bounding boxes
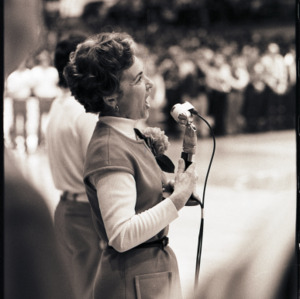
[31,49,59,146]
[225,46,250,135]
[5,60,33,152]
[46,33,101,299]
[260,42,289,131]
[204,49,232,136]
[242,39,268,132]
[4,149,75,299]
[4,0,75,298]
[283,44,296,129]
[159,46,183,137]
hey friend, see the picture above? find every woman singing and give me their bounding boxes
[64,32,198,299]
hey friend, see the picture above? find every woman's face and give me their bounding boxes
[117,57,153,120]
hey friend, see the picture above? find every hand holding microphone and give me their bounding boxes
[169,159,198,210]
[182,123,197,169]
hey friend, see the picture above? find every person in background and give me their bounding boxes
[260,42,288,130]
[5,60,33,151]
[204,50,232,136]
[4,0,75,298]
[64,31,199,299]
[225,49,250,135]
[46,33,101,299]
[178,54,209,137]
[31,49,59,146]
[242,41,267,132]
[159,46,183,137]
[283,44,296,129]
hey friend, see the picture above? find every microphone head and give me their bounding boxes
[170,102,195,126]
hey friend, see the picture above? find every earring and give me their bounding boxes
[114,105,119,112]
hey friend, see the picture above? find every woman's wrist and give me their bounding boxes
[169,192,186,211]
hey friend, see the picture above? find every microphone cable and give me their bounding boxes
[191,110,216,294]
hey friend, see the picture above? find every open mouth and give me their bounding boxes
[145,94,151,108]
[145,97,151,108]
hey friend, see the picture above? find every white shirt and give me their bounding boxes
[46,89,98,198]
[92,117,179,252]
[31,65,59,98]
[6,68,32,100]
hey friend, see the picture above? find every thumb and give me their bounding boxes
[177,158,185,174]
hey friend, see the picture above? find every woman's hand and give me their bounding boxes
[169,159,198,210]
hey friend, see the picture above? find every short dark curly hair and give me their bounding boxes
[64,32,135,113]
[54,32,87,88]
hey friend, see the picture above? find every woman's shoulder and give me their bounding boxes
[84,123,136,176]
[88,123,132,157]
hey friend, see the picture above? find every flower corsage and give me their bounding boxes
[135,127,175,173]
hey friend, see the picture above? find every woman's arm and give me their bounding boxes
[95,172,179,252]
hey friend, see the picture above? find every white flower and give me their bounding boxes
[142,127,170,156]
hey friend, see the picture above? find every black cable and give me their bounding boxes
[192,111,216,293]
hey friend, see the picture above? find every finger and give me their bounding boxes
[177,158,185,174]
[161,172,168,185]
[168,179,175,188]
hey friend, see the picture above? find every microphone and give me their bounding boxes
[170,102,200,206]
[170,102,197,126]
[170,102,197,170]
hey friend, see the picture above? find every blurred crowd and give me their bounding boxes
[4,31,296,154]
[153,33,296,137]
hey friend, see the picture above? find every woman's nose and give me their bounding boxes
[145,76,154,91]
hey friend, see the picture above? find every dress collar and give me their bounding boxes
[99,116,138,140]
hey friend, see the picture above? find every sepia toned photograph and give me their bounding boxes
[4,0,298,298]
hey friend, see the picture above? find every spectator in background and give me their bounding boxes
[283,44,296,128]
[45,33,101,299]
[193,47,216,136]
[225,50,250,134]
[31,50,59,146]
[260,42,288,130]
[5,60,33,151]
[242,42,267,132]
[159,46,184,137]
[204,50,231,136]
[178,55,210,137]
[261,42,288,96]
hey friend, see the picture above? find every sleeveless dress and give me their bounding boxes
[84,121,182,299]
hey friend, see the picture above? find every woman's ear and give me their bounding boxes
[103,94,118,108]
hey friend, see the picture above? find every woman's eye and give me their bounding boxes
[136,76,142,83]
